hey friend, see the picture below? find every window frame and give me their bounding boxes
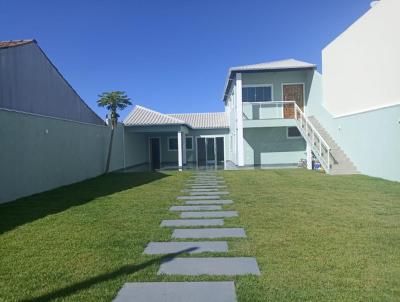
[185,136,193,151]
[167,136,178,151]
[287,126,302,139]
[242,84,273,103]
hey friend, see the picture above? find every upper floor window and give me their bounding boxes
[242,86,272,102]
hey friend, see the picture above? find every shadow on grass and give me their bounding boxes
[0,172,168,234]
[21,247,197,302]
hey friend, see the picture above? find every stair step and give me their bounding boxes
[307,115,358,174]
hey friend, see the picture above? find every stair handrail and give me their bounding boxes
[293,103,331,172]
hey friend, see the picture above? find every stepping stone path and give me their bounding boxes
[180,211,238,218]
[172,228,246,239]
[185,199,233,205]
[114,282,236,302]
[144,241,228,254]
[113,171,260,302]
[170,205,222,211]
[189,191,230,195]
[160,219,224,227]
[177,195,222,200]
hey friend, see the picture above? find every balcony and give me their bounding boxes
[242,101,298,128]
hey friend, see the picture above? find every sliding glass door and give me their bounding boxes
[196,137,224,167]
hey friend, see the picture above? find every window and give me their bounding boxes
[186,136,193,150]
[168,137,178,151]
[168,136,193,151]
[287,127,301,138]
[242,86,272,102]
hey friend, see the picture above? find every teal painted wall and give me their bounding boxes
[124,131,148,167]
[307,71,400,181]
[242,70,313,104]
[0,109,125,204]
[243,127,306,165]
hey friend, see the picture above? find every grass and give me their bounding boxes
[0,169,399,301]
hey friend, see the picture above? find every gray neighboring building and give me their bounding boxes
[0,39,104,125]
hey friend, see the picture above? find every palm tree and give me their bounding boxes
[97,91,132,173]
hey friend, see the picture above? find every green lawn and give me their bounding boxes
[0,170,399,301]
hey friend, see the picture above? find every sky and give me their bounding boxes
[0,0,371,120]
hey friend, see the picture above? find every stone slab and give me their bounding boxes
[170,205,222,211]
[172,228,246,239]
[190,191,229,195]
[188,179,225,182]
[158,257,260,276]
[185,200,233,205]
[187,178,225,183]
[182,188,219,192]
[188,183,226,186]
[161,219,224,227]
[188,185,227,189]
[191,179,224,182]
[144,241,228,254]
[113,281,236,302]
[177,195,221,200]
[181,211,238,218]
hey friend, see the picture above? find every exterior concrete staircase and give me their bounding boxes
[308,116,359,175]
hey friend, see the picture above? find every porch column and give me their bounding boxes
[177,131,183,171]
[236,73,245,166]
[306,143,313,170]
[182,132,187,165]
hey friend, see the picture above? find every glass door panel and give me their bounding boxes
[206,138,215,164]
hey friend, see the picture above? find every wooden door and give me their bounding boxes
[283,84,304,118]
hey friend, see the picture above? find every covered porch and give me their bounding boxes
[125,124,189,171]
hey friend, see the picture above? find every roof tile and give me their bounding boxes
[124,106,228,129]
[0,39,35,49]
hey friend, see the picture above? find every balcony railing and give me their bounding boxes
[242,101,296,120]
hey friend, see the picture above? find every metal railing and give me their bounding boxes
[241,100,332,173]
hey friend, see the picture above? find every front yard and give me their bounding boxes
[0,170,399,301]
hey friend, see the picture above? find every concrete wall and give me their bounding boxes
[124,131,148,168]
[0,109,124,204]
[243,127,306,166]
[308,95,400,181]
[322,0,400,116]
[0,42,104,125]
[305,1,400,181]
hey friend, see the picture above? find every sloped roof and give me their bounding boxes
[230,59,316,72]
[124,105,228,129]
[124,105,185,126]
[0,39,35,49]
[223,58,316,102]
[168,112,228,129]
